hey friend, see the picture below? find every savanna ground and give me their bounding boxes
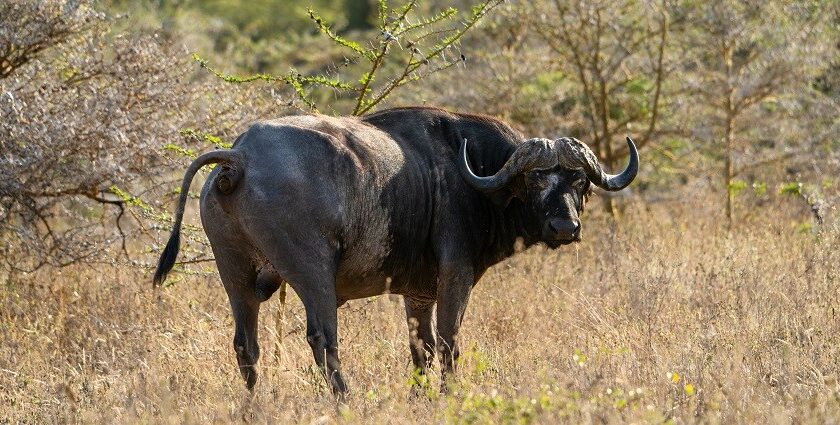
[2,194,838,424]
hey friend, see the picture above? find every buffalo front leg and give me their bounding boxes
[435,266,474,386]
[404,298,436,382]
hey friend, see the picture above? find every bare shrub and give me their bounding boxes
[0,0,238,274]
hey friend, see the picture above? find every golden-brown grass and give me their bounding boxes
[2,197,839,424]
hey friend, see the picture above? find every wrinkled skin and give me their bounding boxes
[154,107,635,398]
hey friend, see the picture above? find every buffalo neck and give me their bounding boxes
[466,138,542,271]
[475,199,541,271]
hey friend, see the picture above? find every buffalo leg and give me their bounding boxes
[212,249,261,390]
[230,295,260,390]
[293,282,347,398]
[239,191,347,397]
[404,298,436,380]
[435,268,474,384]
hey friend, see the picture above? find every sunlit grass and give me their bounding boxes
[2,198,839,423]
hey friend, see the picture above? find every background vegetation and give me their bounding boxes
[1,0,839,422]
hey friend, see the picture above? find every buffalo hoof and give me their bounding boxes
[242,367,257,391]
[235,345,259,390]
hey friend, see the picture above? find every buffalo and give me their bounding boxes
[153,106,638,397]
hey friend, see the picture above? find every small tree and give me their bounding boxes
[195,0,503,116]
[677,1,834,229]
[528,0,671,213]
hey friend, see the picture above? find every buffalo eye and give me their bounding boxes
[570,178,587,192]
[579,183,592,211]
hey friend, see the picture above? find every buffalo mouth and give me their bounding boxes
[544,237,580,248]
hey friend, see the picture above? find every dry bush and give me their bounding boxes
[0,0,192,273]
[2,191,838,423]
[0,0,281,275]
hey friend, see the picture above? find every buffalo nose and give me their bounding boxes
[548,218,580,241]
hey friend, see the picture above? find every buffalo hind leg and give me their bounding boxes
[212,249,261,391]
[230,296,260,390]
[243,208,347,397]
[293,281,347,398]
[404,298,436,385]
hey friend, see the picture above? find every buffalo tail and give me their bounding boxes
[152,150,243,287]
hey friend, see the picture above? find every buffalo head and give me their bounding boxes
[457,136,638,247]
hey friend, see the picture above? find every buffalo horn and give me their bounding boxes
[553,136,638,192]
[457,138,556,192]
[457,136,638,193]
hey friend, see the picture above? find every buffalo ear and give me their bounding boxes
[487,176,526,208]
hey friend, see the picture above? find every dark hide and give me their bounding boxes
[153,107,635,398]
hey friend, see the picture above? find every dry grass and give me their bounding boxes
[2,196,839,424]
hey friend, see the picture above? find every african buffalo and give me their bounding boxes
[153,106,638,397]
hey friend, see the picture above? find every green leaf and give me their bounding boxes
[308,8,374,61]
[728,179,748,197]
[752,181,767,196]
[163,143,197,159]
[779,182,802,196]
[180,129,232,149]
[626,76,653,95]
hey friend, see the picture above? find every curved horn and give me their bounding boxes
[457,138,556,192]
[554,136,638,191]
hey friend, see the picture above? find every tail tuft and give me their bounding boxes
[153,228,180,287]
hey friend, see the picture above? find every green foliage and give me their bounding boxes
[752,182,767,196]
[451,392,539,424]
[727,179,748,197]
[191,0,346,40]
[191,54,278,84]
[309,8,374,60]
[195,0,503,115]
[180,129,232,149]
[109,186,170,223]
[780,182,802,197]
[521,71,566,99]
[795,221,814,234]
[163,143,197,159]
[193,54,342,110]
[626,77,654,95]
